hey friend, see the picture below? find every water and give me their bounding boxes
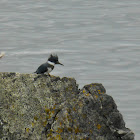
[0,0,139,139]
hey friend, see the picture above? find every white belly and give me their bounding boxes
[47,67,52,74]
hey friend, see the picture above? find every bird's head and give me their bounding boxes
[48,54,64,66]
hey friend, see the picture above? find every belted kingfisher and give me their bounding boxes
[35,54,64,74]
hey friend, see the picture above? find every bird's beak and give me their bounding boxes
[57,61,64,66]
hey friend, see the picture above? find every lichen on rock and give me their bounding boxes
[0,72,134,140]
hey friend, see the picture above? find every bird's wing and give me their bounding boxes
[35,63,48,74]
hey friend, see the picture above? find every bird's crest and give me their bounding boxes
[48,54,58,61]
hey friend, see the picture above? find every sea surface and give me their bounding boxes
[0,0,139,139]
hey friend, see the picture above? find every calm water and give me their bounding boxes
[0,0,139,139]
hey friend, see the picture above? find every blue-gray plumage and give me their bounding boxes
[35,54,63,74]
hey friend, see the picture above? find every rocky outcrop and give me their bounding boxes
[0,72,134,140]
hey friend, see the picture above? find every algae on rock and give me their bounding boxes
[0,72,134,140]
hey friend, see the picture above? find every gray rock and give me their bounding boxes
[0,72,135,140]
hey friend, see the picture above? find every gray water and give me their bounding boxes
[0,0,139,139]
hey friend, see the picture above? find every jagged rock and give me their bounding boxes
[0,72,135,140]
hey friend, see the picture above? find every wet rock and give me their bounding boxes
[0,72,135,140]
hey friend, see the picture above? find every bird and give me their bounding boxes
[34,54,64,75]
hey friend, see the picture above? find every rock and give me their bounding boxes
[0,72,135,140]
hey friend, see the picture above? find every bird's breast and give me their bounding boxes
[47,67,53,73]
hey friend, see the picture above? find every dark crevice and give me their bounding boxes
[41,109,61,136]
